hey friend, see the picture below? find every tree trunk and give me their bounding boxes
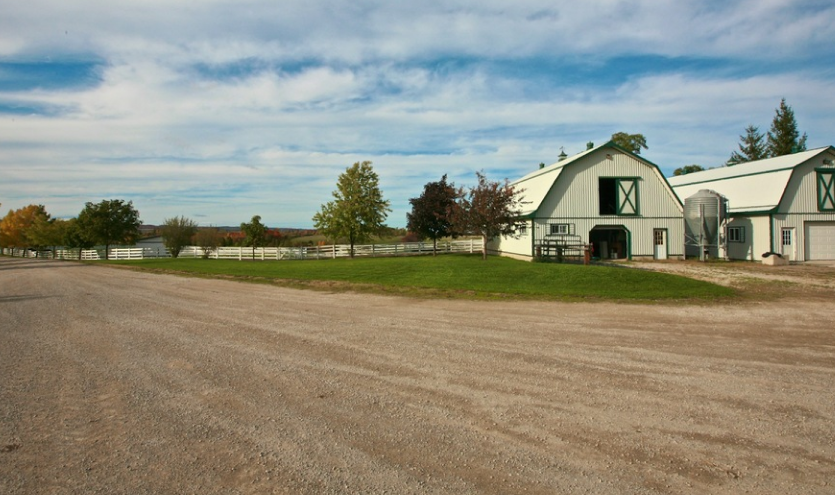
[482,235,488,260]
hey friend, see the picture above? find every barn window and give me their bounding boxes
[818,171,835,211]
[599,178,639,216]
[549,223,570,235]
[728,226,745,243]
[518,224,528,236]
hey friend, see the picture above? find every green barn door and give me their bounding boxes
[617,179,639,216]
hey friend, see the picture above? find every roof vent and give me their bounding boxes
[558,148,568,162]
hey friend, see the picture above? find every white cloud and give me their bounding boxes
[1,1,834,227]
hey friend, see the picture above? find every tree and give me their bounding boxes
[728,125,767,165]
[193,226,223,259]
[161,215,198,258]
[0,204,49,248]
[25,216,74,257]
[76,199,141,259]
[312,161,391,257]
[611,132,648,154]
[673,164,705,176]
[240,215,268,257]
[62,218,96,259]
[452,171,525,261]
[767,98,807,157]
[406,174,460,255]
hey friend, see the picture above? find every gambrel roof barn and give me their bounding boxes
[489,141,684,261]
[668,146,835,261]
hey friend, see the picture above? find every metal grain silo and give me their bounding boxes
[684,189,728,260]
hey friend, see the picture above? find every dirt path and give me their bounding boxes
[1,257,834,494]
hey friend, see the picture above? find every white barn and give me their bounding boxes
[667,146,835,261]
[489,142,685,261]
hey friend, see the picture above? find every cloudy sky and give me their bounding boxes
[2,1,834,228]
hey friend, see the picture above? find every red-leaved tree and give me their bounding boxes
[453,171,525,260]
[406,174,460,256]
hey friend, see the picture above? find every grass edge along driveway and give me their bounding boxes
[107,254,734,302]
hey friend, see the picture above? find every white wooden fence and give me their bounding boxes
[3,239,482,261]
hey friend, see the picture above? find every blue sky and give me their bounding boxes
[2,1,834,228]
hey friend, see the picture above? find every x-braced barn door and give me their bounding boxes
[617,179,638,215]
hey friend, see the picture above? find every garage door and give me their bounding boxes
[805,222,835,260]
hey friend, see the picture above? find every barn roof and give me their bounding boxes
[512,141,663,217]
[667,146,835,214]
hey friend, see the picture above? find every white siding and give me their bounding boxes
[492,147,684,260]
[771,154,835,261]
[487,220,533,259]
[538,149,682,218]
[778,155,835,213]
[726,215,770,261]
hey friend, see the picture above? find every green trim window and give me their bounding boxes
[817,170,835,211]
[549,223,571,235]
[599,178,640,216]
[728,226,745,243]
[518,224,528,236]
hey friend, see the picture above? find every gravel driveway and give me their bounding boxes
[1,257,834,494]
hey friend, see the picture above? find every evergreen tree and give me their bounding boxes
[728,125,767,165]
[767,98,807,157]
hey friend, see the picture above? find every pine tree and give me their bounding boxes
[728,125,767,165]
[767,98,807,157]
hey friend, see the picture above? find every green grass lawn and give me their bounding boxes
[108,254,734,302]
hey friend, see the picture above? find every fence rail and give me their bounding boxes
[2,239,482,261]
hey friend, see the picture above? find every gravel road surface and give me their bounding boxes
[1,257,834,494]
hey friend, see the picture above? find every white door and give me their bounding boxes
[653,229,667,260]
[780,228,795,261]
[805,222,835,260]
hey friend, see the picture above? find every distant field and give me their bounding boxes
[108,254,734,301]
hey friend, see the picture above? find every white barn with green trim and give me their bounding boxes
[488,142,685,261]
[667,146,835,261]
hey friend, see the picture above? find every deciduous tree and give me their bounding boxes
[452,171,525,261]
[76,199,141,259]
[767,98,807,157]
[313,161,391,257]
[240,215,268,257]
[161,215,198,258]
[194,226,223,259]
[406,175,460,255]
[0,204,49,248]
[673,164,705,176]
[62,218,96,259]
[25,216,73,256]
[611,132,648,154]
